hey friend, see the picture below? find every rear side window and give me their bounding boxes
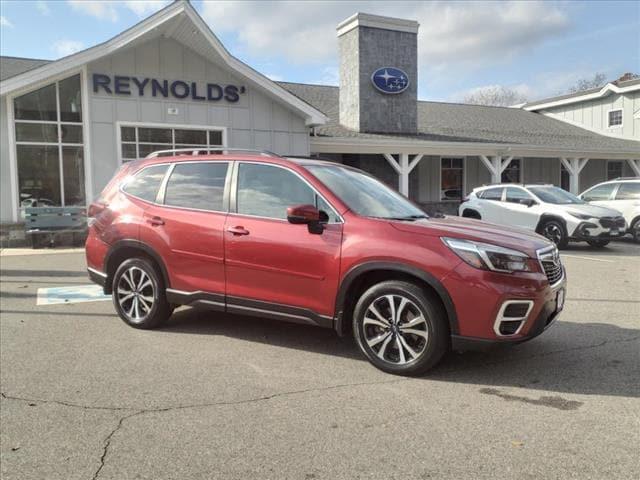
[122,164,168,202]
[237,163,315,219]
[582,183,615,201]
[615,182,640,200]
[479,187,503,200]
[163,162,228,211]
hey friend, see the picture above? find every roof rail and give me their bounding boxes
[145,148,280,159]
[613,176,639,181]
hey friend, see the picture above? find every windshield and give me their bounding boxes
[528,186,584,205]
[305,164,427,220]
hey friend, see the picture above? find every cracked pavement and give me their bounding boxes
[1,242,639,479]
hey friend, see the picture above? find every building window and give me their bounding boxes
[440,157,463,201]
[501,158,521,183]
[608,109,622,128]
[120,125,224,162]
[607,161,623,180]
[14,74,85,208]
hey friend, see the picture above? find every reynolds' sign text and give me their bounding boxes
[92,74,246,103]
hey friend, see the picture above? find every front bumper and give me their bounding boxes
[451,294,563,351]
[443,253,567,349]
[570,218,627,240]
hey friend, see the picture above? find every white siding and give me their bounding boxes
[542,91,640,140]
[87,36,310,196]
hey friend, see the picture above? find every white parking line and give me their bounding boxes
[561,254,614,263]
[36,285,111,306]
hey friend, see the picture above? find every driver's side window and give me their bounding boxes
[505,187,533,204]
[237,163,338,221]
[582,183,615,201]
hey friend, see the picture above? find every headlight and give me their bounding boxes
[442,237,534,273]
[568,211,594,220]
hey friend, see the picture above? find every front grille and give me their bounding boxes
[599,216,625,229]
[538,247,563,286]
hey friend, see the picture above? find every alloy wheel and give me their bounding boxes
[542,223,563,245]
[362,294,429,365]
[117,266,155,323]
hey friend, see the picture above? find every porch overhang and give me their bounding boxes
[310,136,640,160]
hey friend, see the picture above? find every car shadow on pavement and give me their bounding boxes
[160,308,639,399]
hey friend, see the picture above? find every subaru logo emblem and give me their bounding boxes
[371,67,410,94]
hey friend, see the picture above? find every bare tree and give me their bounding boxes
[566,73,607,93]
[463,86,527,107]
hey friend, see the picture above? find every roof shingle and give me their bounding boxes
[278,81,640,154]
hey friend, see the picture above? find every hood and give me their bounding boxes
[565,203,623,218]
[390,216,551,257]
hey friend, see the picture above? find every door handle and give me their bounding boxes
[147,216,165,226]
[226,226,250,236]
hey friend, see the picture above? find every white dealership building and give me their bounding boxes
[1,0,639,235]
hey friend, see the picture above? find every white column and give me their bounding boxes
[479,155,514,184]
[560,157,589,194]
[627,159,640,177]
[383,153,424,196]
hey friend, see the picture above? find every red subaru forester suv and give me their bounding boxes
[86,150,566,375]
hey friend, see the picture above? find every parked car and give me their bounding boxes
[86,152,566,376]
[459,184,626,249]
[579,178,640,243]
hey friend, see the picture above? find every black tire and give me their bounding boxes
[462,209,481,220]
[631,219,640,243]
[540,219,568,249]
[112,257,172,329]
[586,239,610,248]
[353,280,449,376]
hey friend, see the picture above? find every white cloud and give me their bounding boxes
[123,0,170,17]
[67,0,119,22]
[66,0,169,22]
[52,39,85,57]
[36,1,51,16]
[1,16,14,28]
[200,0,569,69]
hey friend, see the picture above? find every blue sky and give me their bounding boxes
[1,0,638,103]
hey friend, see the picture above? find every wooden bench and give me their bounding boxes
[24,207,87,248]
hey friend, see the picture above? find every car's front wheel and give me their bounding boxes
[586,239,610,248]
[540,219,568,249]
[112,257,172,329]
[353,280,448,376]
[631,218,640,243]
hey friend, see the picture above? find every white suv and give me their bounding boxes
[459,184,626,249]
[579,178,640,243]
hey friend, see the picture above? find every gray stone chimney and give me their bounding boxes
[337,13,419,134]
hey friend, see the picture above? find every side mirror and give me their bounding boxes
[287,204,324,234]
[519,198,537,207]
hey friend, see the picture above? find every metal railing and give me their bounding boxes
[145,148,280,159]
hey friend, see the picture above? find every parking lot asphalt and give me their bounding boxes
[1,241,639,480]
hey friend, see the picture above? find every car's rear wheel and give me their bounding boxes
[540,219,568,249]
[353,281,448,376]
[586,239,610,248]
[112,257,172,329]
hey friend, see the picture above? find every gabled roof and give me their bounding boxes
[523,78,640,111]
[0,0,327,126]
[279,82,640,157]
[0,56,52,81]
